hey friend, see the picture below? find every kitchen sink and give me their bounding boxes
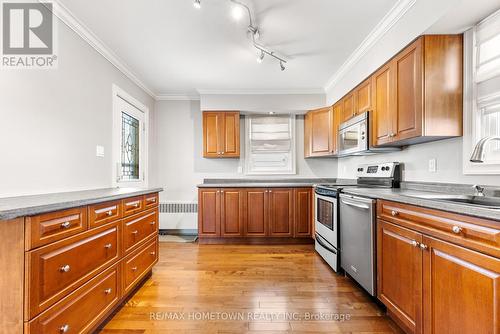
[402,193,500,209]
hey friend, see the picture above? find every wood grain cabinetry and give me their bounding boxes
[377,200,500,333]
[203,111,240,158]
[372,35,463,147]
[198,187,313,240]
[304,107,337,157]
[0,191,160,334]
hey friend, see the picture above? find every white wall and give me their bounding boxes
[0,19,155,197]
[337,137,500,186]
[155,100,337,229]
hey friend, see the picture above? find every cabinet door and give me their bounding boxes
[268,189,294,237]
[372,63,395,146]
[203,112,221,158]
[332,102,342,154]
[244,189,268,237]
[198,189,220,237]
[394,38,423,142]
[377,220,423,334]
[341,93,355,122]
[310,107,333,156]
[304,112,312,158]
[422,236,500,334]
[222,112,240,157]
[294,188,312,237]
[355,78,372,114]
[220,189,244,237]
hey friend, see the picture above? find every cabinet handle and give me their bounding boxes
[147,197,156,203]
[391,210,399,217]
[411,240,419,247]
[104,288,112,295]
[60,221,71,229]
[104,243,112,249]
[132,230,139,235]
[59,324,70,333]
[221,190,224,193]
[150,221,156,225]
[59,265,71,273]
[107,210,113,216]
[221,152,225,155]
[150,251,156,256]
[452,226,463,234]
[419,243,428,250]
[131,266,138,271]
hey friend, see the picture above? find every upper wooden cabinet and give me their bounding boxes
[372,35,463,147]
[203,111,240,158]
[304,106,337,157]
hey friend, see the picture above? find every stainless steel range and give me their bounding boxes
[314,162,401,292]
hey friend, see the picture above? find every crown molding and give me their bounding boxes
[44,0,157,98]
[156,94,201,101]
[324,0,416,92]
[197,88,326,95]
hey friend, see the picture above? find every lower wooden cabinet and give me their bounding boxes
[377,200,500,334]
[198,187,313,239]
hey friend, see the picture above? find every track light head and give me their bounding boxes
[257,51,265,64]
[280,61,285,71]
[193,0,201,9]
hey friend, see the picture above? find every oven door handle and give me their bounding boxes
[341,199,370,210]
[315,233,337,254]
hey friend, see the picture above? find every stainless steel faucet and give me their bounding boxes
[472,184,485,197]
[470,136,500,162]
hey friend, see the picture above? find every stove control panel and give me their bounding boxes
[356,162,399,178]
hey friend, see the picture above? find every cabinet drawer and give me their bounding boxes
[378,200,500,257]
[123,237,158,294]
[27,222,121,318]
[88,200,122,228]
[124,209,158,254]
[122,196,145,217]
[26,207,87,250]
[144,193,159,210]
[27,265,120,334]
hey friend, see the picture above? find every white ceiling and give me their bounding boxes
[58,0,398,96]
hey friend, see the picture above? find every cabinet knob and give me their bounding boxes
[104,288,112,295]
[419,243,428,250]
[150,221,156,225]
[132,230,139,235]
[150,251,156,256]
[104,243,112,249]
[59,265,71,273]
[60,221,71,229]
[452,225,463,234]
[134,203,139,208]
[221,190,224,193]
[411,240,419,247]
[391,210,399,217]
[221,152,225,155]
[131,266,138,271]
[107,210,113,216]
[59,324,70,333]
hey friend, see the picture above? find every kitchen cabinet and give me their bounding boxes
[304,107,334,157]
[341,92,355,123]
[355,78,372,115]
[198,187,313,240]
[377,200,500,334]
[202,111,240,158]
[372,35,463,147]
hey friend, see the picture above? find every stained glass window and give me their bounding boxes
[121,112,140,180]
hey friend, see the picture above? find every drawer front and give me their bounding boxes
[378,200,500,257]
[123,237,158,294]
[144,193,159,210]
[88,200,122,228]
[122,196,145,217]
[28,222,121,318]
[28,265,120,334]
[124,209,158,253]
[26,207,87,250]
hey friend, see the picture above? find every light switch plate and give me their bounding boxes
[96,145,105,157]
[428,158,437,173]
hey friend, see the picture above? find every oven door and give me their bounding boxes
[314,193,338,247]
[338,120,367,156]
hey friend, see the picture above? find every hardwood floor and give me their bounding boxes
[100,243,403,334]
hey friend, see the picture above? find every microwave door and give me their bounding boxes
[339,125,361,155]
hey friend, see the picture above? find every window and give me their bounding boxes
[245,115,296,175]
[463,9,500,174]
[112,85,148,186]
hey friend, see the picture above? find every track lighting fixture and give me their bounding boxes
[280,61,285,71]
[193,0,201,9]
[257,51,265,63]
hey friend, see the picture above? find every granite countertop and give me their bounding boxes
[197,178,338,188]
[341,187,500,222]
[0,187,163,221]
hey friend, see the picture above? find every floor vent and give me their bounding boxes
[160,202,198,213]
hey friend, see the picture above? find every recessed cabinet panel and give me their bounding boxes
[203,111,240,158]
[372,64,395,146]
[221,189,244,237]
[198,189,220,237]
[269,189,293,237]
[245,189,268,236]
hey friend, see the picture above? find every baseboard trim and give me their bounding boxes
[198,237,314,245]
[159,229,198,236]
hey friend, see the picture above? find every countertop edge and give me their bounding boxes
[0,187,164,221]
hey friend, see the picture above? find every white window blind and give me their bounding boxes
[245,115,296,175]
[475,9,500,163]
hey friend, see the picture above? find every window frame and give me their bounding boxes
[463,22,500,175]
[112,84,149,187]
[244,114,297,176]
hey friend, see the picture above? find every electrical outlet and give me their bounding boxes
[237,166,243,174]
[428,158,437,173]
[96,145,105,158]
